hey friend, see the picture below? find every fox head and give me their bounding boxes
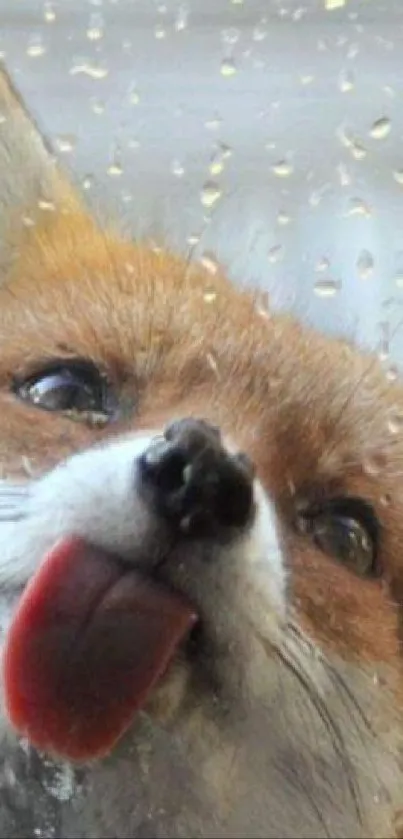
[0,64,401,839]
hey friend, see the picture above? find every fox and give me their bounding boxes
[0,62,401,839]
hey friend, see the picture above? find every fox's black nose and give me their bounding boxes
[139,418,255,537]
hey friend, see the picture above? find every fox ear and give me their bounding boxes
[0,63,87,279]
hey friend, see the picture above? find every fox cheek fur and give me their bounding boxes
[0,64,401,839]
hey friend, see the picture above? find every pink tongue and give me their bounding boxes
[3,538,197,762]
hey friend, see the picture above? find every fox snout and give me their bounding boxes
[139,418,255,538]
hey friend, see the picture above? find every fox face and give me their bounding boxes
[0,65,402,839]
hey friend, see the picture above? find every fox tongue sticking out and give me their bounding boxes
[2,537,197,762]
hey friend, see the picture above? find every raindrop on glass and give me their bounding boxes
[26,34,46,58]
[154,23,167,39]
[387,412,403,435]
[91,96,105,114]
[268,244,284,263]
[205,115,222,132]
[369,117,391,140]
[70,61,108,79]
[221,57,237,77]
[128,84,140,106]
[337,162,351,186]
[299,74,315,86]
[82,174,94,190]
[86,12,104,41]
[222,28,240,45]
[346,197,372,218]
[175,5,189,32]
[171,159,185,177]
[313,278,341,297]
[271,159,293,178]
[386,365,398,383]
[55,134,77,154]
[253,19,268,41]
[356,249,374,279]
[325,0,345,10]
[43,1,56,23]
[200,180,222,208]
[200,251,220,275]
[363,453,386,477]
[393,169,403,185]
[315,256,330,272]
[107,148,123,177]
[277,210,291,226]
[338,67,354,92]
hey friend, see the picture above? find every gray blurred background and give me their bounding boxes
[1,0,403,364]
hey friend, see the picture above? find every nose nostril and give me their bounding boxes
[142,440,187,493]
[140,418,255,537]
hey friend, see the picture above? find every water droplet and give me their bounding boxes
[43,1,56,23]
[200,251,220,275]
[70,61,108,79]
[187,233,200,247]
[356,249,374,279]
[205,115,222,131]
[107,161,123,177]
[154,24,167,39]
[338,67,354,92]
[363,453,386,477]
[293,6,307,21]
[299,74,315,85]
[337,125,367,159]
[370,117,391,140]
[313,278,341,297]
[268,244,284,263]
[222,28,240,44]
[200,181,222,209]
[26,34,46,58]
[253,19,267,41]
[43,764,76,802]
[277,210,291,226]
[386,365,398,383]
[271,159,293,178]
[346,197,372,218]
[55,134,77,154]
[38,199,56,212]
[203,290,218,303]
[86,12,104,41]
[221,57,237,77]
[209,145,231,176]
[325,0,345,9]
[82,174,94,190]
[315,256,330,272]
[393,169,403,185]
[121,190,133,204]
[175,5,189,32]
[107,147,123,177]
[337,162,351,186]
[171,158,185,177]
[90,96,105,114]
[387,411,403,434]
[128,85,140,106]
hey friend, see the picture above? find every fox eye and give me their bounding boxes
[14,361,116,424]
[297,497,379,578]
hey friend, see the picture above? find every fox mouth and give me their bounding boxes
[3,536,198,763]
